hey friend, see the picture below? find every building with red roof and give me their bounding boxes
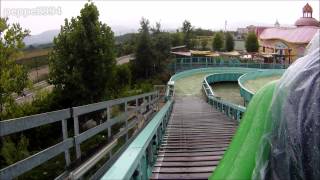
[258,3,319,64]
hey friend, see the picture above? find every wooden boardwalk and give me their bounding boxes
[151,96,237,179]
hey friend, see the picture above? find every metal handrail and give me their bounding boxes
[101,100,174,179]
[238,69,285,105]
[170,57,289,73]
[0,91,160,180]
[202,73,246,122]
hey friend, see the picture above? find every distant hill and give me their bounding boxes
[24,29,60,46]
[115,33,138,44]
[24,25,137,46]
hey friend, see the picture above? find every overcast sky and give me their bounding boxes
[1,0,319,35]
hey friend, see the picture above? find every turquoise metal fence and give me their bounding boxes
[169,67,257,82]
[202,73,246,122]
[238,69,285,105]
[169,57,290,73]
[0,91,160,180]
[100,100,174,180]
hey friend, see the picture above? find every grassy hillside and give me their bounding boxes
[19,48,51,60]
[16,48,51,70]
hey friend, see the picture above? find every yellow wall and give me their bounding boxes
[259,39,308,63]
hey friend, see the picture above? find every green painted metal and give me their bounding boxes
[238,69,285,105]
[169,57,289,73]
[210,81,277,180]
[169,67,258,82]
[202,73,243,97]
[167,67,257,99]
[103,66,287,179]
[101,100,173,180]
[202,73,246,122]
[0,91,159,180]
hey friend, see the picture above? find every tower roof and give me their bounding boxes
[295,17,320,27]
[303,3,313,13]
[294,3,319,27]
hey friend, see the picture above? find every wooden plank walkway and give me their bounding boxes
[151,96,237,179]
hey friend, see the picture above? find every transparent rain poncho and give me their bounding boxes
[211,31,320,180]
[254,31,320,180]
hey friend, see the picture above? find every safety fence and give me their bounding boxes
[0,91,160,180]
[202,73,246,122]
[238,69,285,105]
[169,57,289,73]
[100,100,174,179]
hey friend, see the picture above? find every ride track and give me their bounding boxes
[103,66,284,180]
[0,64,285,180]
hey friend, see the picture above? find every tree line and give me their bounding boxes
[0,3,171,176]
[0,3,260,121]
[0,3,260,177]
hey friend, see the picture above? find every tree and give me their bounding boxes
[212,32,223,51]
[114,64,132,91]
[225,32,235,52]
[181,20,194,49]
[151,22,161,35]
[245,32,259,53]
[193,28,214,36]
[201,38,208,50]
[134,18,155,79]
[49,3,116,107]
[0,18,30,120]
[116,33,138,57]
[152,23,171,73]
[171,30,183,47]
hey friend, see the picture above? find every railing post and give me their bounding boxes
[62,118,71,166]
[237,110,241,121]
[136,98,139,110]
[133,159,143,180]
[136,153,148,180]
[107,106,112,157]
[148,95,151,111]
[73,115,81,159]
[157,92,160,111]
[147,144,153,170]
[125,101,128,141]
[181,58,183,71]
[206,57,208,68]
